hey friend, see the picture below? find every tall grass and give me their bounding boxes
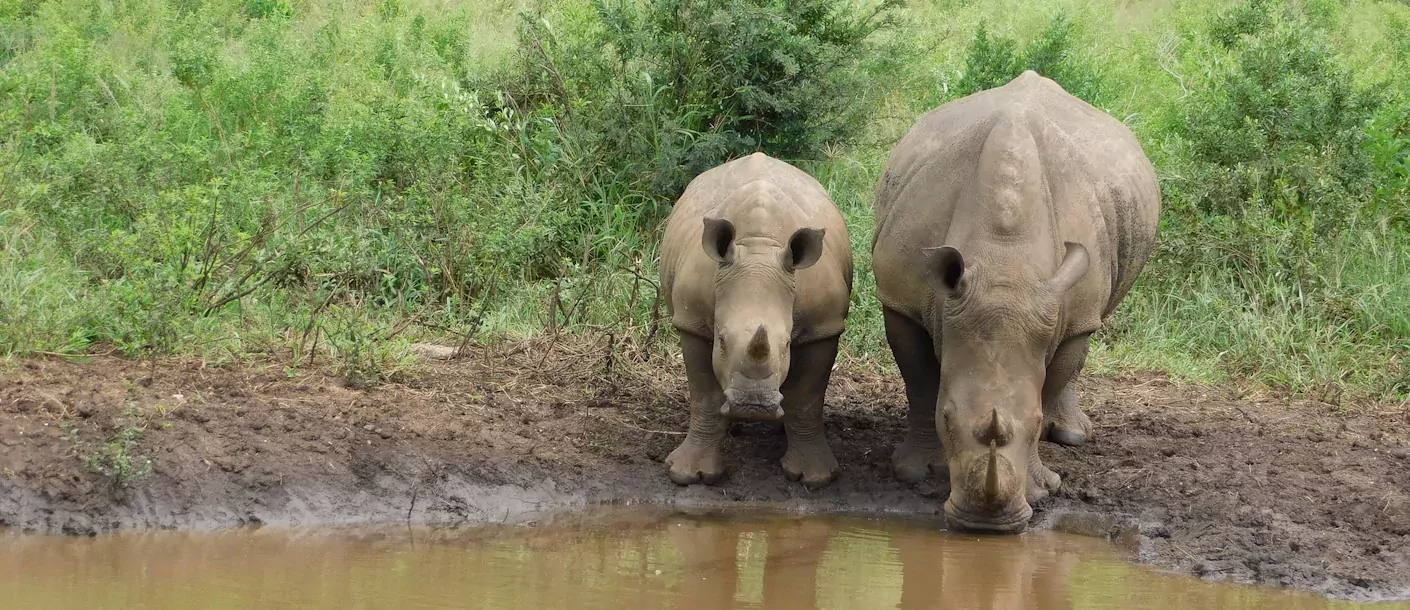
[1,0,1406,401]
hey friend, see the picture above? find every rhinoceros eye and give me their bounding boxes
[940,401,956,423]
[716,333,726,351]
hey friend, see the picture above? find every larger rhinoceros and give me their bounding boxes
[872,71,1161,532]
[660,152,854,489]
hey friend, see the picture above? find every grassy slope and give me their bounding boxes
[1,0,1407,401]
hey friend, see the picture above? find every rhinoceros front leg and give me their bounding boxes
[883,308,946,483]
[1026,333,1094,502]
[779,336,840,489]
[1042,333,1095,448]
[666,332,728,485]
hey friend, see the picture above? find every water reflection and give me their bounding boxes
[663,513,1097,610]
[0,510,1402,610]
[670,517,834,609]
[892,525,1080,610]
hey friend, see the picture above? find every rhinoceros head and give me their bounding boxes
[700,212,825,422]
[923,241,1089,532]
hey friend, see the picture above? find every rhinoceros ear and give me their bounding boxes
[782,227,826,272]
[922,245,966,295]
[1046,242,1089,294]
[702,217,736,264]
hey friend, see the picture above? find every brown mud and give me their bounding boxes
[2,339,1408,601]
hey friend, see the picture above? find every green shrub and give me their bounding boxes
[243,0,291,20]
[0,209,99,357]
[1103,0,1410,399]
[0,0,557,365]
[953,13,1108,106]
[510,0,906,201]
[1177,0,1382,238]
[1148,0,1391,302]
[1363,106,1410,231]
[79,405,154,487]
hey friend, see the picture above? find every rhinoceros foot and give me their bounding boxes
[1045,428,1086,447]
[1042,386,1093,447]
[891,437,946,484]
[666,439,726,486]
[781,442,839,490]
[1027,452,1062,504]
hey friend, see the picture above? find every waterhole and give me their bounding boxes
[1,508,1404,609]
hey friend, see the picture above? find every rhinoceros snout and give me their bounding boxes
[943,445,1033,533]
[944,499,1033,534]
[720,386,785,421]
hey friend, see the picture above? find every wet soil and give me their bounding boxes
[2,339,1408,601]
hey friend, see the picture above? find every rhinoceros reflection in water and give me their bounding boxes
[664,516,1082,610]
[668,518,835,609]
[1,514,1371,609]
[892,528,1081,610]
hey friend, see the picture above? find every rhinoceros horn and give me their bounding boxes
[985,440,1001,504]
[990,408,1008,445]
[747,325,769,362]
[976,408,1012,446]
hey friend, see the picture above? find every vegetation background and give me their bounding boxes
[1,0,1407,401]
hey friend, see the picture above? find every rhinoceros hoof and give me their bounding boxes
[665,441,725,486]
[891,440,946,484]
[1026,456,1062,503]
[1043,404,1093,447]
[1043,426,1087,447]
[781,446,839,490]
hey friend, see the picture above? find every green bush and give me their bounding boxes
[0,209,99,357]
[1178,0,1382,239]
[0,0,905,376]
[1148,0,1393,298]
[76,405,154,487]
[952,13,1108,107]
[0,0,567,364]
[1102,0,1410,399]
[510,0,906,201]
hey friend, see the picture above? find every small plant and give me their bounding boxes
[81,405,153,487]
[151,401,176,419]
[322,303,416,388]
[244,0,292,20]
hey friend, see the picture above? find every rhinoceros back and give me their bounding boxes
[660,153,853,342]
[872,71,1159,329]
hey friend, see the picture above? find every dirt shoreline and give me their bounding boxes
[2,340,1408,602]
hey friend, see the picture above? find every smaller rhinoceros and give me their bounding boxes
[659,152,854,489]
[872,71,1161,531]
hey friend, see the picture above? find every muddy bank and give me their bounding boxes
[1,340,1408,601]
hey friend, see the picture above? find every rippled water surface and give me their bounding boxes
[1,509,1404,609]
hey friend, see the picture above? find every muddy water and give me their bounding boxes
[1,509,1404,609]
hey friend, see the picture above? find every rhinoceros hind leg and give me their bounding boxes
[883,308,947,483]
[666,333,728,486]
[1042,334,1094,447]
[779,336,841,490]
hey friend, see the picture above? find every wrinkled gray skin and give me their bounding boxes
[872,71,1160,532]
[660,152,854,489]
